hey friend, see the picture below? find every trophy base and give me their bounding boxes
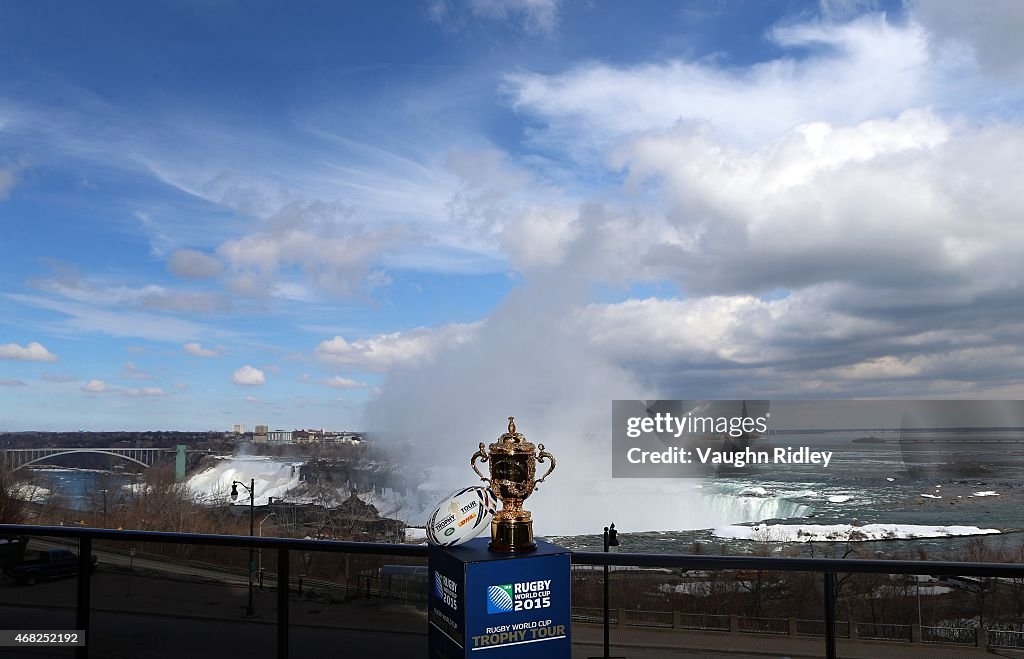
[488,519,536,552]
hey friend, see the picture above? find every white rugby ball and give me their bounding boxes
[426,486,499,546]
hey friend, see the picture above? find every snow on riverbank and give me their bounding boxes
[714,523,1000,543]
[13,483,50,502]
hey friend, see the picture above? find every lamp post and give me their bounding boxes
[258,512,275,590]
[592,523,623,659]
[99,489,108,527]
[231,478,256,617]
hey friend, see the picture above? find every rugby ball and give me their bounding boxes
[426,486,499,546]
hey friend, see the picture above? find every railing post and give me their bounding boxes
[910,623,921,643]
[976,626,986,648]
[788,617,797,636]
[729,614,739,634]
[849,620,858,639]
[672,610,682,629]
[278,549,289,659]
[76,536,91,659]
[823,572,836,659]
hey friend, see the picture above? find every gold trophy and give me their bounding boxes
[471,417,556,552]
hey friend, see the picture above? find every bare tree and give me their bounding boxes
[0,465,28,524]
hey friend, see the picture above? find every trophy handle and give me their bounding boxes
[534,443,556,490]
[471,442,490,483]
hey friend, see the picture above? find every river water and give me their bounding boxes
[21,430,1024,556]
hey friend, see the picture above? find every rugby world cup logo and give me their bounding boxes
[487,584,514,614]
[434,571,458,610]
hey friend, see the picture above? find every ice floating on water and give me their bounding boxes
[827,495,853,503]
[737,486,769,497]
[972,491,999,497]
[921,493,942,499]
[715,523,1000,543]
[886,477,895,482]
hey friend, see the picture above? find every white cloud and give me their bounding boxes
[468,0,560,34]
[120,361,154,380]
[122,386,168,398]
[184,342,220,358]
[167,249,224,279]
[0,341,58,362]
[505,15,934,147]
[0,161,23,201]
[6,293,219,343]
[30,257,231,315]
[444,147,579,271]
[232,365,266,386]
[41,373,77,383]
[909,0,1024,80]
[81,379,111,394]
[320,375,367,389]
[428,0,561,34]
[216,202,412,297]
[316,322,480,371]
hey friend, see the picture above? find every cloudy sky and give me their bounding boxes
[2,0,1023,433]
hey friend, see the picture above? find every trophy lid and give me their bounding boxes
[492,416,534,452]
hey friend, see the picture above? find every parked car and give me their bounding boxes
[0,536,29,568]
[1,548,97,585]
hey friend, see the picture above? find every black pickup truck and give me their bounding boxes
[1,548,98,585]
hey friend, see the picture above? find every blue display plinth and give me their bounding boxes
[428,538,571,659]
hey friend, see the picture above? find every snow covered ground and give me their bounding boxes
[714,523,1000,543]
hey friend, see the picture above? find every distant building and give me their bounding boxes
[232,423,246,434]
[268,430,292,443]
[254,424,268,434]
[293,429,325,444]
[253,424,269,444]
[323,432,363,444]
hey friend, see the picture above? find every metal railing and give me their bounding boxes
[676,612,730,631]
[4,523,1024,659]
[855,622,911,642]
[921,625,977,645]
[989,629,1024,649]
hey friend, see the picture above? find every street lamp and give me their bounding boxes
[258,512,275,590]
[231,478,256,617]
[99,489,108,527]
[592,523,624,659]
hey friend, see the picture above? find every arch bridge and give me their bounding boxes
[1,446,189,480]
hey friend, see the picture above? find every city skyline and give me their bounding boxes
[2,1,1024,434]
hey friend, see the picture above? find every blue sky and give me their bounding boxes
[2,0,1024,433]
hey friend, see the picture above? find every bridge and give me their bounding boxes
[1,445,189,480]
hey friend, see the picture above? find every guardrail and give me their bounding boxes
[4,523,1024,659]
[922,625,977,645]
[855,622,911,642]
[989,629,1024,649]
